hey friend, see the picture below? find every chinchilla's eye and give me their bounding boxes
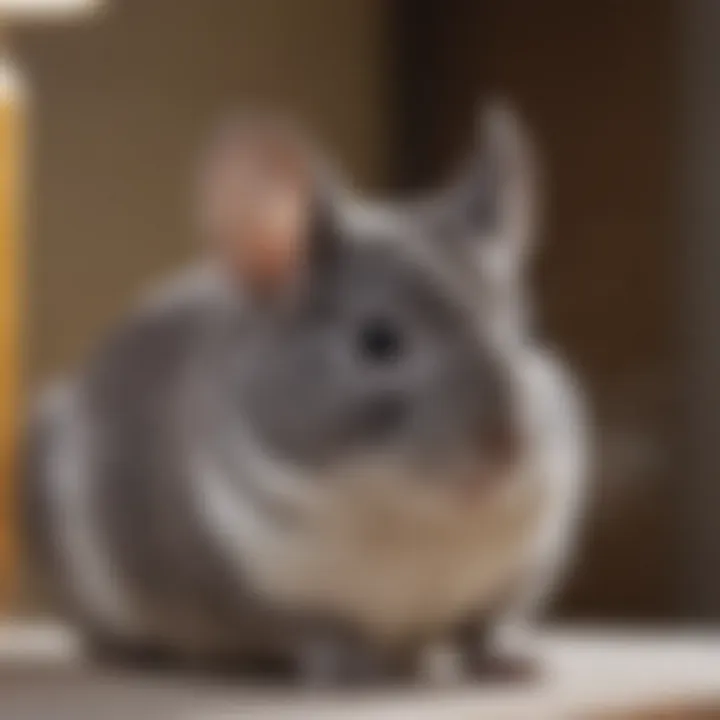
[357,316,403,364]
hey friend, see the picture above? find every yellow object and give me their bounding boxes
[0,57,23,611]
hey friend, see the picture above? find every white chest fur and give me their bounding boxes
[197,445,548,645]
[252,477,545,643]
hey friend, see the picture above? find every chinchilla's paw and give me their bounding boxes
[297,626,425,689]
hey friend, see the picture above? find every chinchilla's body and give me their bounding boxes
[25,106,588,683]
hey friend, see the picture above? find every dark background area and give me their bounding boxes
[15,0,680,622]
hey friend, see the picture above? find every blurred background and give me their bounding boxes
[0,0,700,627]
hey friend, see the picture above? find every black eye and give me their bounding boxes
[358,317,403,364]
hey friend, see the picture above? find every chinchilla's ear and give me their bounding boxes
[197,112,338,300]
[443,101,541,270]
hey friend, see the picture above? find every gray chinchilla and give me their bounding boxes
[24,104,588,685]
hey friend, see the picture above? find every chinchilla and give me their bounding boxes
[23,104,588,684]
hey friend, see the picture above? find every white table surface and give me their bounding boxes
[1,621,720,719]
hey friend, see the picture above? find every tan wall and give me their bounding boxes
[16,0,390,381]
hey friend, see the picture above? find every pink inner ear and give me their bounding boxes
[237,183,309,295]
[200,120,314,296]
